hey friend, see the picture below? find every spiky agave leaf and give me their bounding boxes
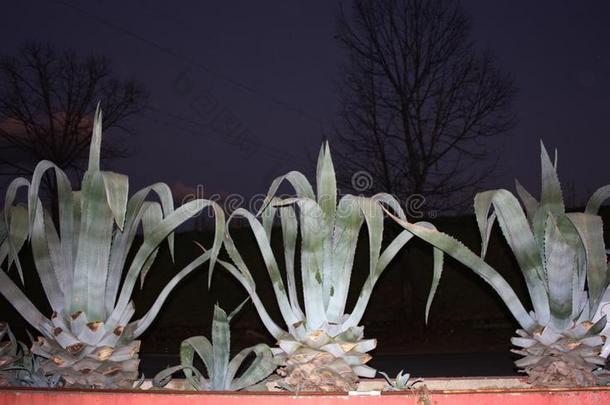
[384,142,610,386]
[212,142,443,391]
[0,106,225,388]
[153,303,276,391]
[589,185,610,358]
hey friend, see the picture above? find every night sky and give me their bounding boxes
[2,1,609,210]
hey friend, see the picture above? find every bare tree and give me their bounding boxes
[334,0,516,213]
[0,42,147,189]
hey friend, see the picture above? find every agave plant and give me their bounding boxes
[378,369,420,391]
[385,142,610,386]
[0,107,224,388]
[153,302,276,391]
[211,144,443,391]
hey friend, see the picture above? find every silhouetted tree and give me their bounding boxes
[0,42,147,191]
[334,0,516,213]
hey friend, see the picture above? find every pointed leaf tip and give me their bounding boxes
[227,297,250,323]
[88,103,103,173]
[539,141,564,213]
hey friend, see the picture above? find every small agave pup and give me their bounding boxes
[153,302,276,391]
[385,142,610,386]
[211,144,443,391]
[0,322,20,386]
[0,323,61,388]
[0,107,224,388]
[378,369,420,391]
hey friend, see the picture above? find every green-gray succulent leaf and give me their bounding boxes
[212,255,285,339]
[326,195,363,322]
[278,205,304,319]
[212,305,231,390]
[152,364,205,390]
[515,180,539,223]
[228,344,275,391]
[131,250,212,338]
[72,170,114,320]
[180,335,214,389]
[225,208,297,326]
[585,185,610,215]
[101,171,129,231]
[474,189,549,324]
[227,297,250,323]
[383,207,537,333]
[565,213,607,313]
[0,252,51,336]
[543,213,576,330]
[257,171,315,216]
[138,202,163,289]
[108,199,215,331]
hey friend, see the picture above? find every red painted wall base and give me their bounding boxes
[1,386,610,405]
